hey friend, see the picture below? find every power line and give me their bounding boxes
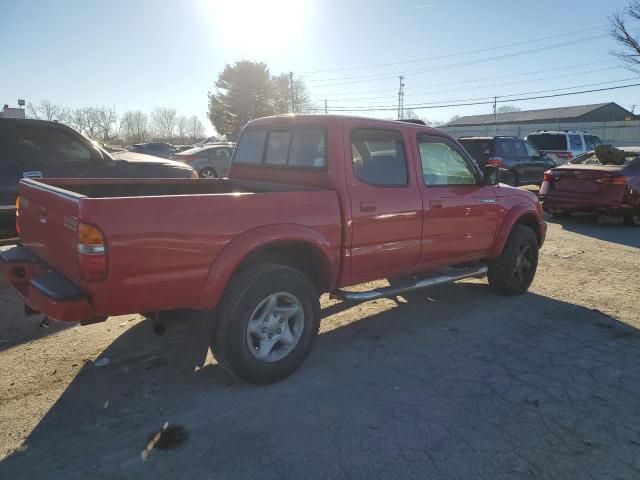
[302,25,608,74]
[307,34,608,87]
[316,65,621,104]
[324,82,640,112]
[323,77,639,110]
[307,60,615,98]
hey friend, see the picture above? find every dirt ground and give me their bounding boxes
[0,214,639,480]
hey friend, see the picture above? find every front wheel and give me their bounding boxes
[488,224,539,295]
[211,263,320,384]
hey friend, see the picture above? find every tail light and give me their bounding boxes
[543,171,553,182]
[15,197,20,237]
[487,157,503,166]
[77,222,107,281]
[595,176,628,186]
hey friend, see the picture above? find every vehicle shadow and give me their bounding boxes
[1,283,640,479]
[547,213,640,249]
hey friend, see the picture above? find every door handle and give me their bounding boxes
[360,201,376,212]
[23,171,43,179]
[429,200,443,209]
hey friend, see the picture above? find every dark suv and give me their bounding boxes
[458,136,557,187]
[0,118,196,241]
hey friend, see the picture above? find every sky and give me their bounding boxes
[1,0,638,136]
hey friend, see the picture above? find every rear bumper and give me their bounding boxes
[540,195,637,215]
[0,246,105,324]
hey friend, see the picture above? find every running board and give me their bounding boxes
[330,265,488,302]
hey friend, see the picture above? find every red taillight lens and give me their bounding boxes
[595,176,628,186]
[487,157,503,166]
[15,197,20,237]
[77,222,107,281]
[543,171,552,182]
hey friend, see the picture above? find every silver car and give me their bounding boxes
[172,144,235,178]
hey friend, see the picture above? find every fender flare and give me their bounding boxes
[490,203,542,258]
[194,224,340,309]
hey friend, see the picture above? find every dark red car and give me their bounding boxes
[539,147,640,226]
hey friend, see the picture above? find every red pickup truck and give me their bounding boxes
[1,115,546,383]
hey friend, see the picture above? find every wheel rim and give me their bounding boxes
[200,168,216,178]
[246,292,305,363]
[513,243,533,282]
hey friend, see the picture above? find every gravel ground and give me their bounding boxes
[0,214,639,480]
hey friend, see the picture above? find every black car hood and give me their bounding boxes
[113,151,194,178]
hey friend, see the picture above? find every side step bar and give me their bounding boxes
[330,265,488,302]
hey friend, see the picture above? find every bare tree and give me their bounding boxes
[120,111,148,144]
[26,99,69,122]
[96,106,119,141]
[151,107,177,141]
[69,107,101,138]
[176,115,189,143]
[496,105,522,114]
[188,116,205,142]
[610,1,640,72]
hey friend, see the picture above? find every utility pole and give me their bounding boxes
[493,96,498,134]
[397,75,405,120]
[289,72,296,113]
[324,98,328,114]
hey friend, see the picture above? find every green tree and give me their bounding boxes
[208,61,275,136]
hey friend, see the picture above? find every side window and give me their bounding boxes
[418,136,476,186]
[351,129,408,186]
[234,129,267,164]
[569,135,583,150]
[497,140,515,156]
[525,142,541,157]
[513,140,528,156]
[289,128,326,167]
[265,131,292,165]
[15,126,92,171]
[584,135,602,151]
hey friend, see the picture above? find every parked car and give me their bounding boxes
[458,136,556,186]
[525,130,603,164]
[126,142,178,159]
[172,143,235,178]
[0,118,197,241]
[1,115,546,383]
[539,146,640,225]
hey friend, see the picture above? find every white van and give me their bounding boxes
[525,131,603,164]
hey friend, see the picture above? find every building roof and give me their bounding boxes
[446,103,631,126]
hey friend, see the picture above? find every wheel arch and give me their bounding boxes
[195,225,340,309]
[490,204,545,258]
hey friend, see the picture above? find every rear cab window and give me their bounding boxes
[233,127,326,168]
[526,134,568,151]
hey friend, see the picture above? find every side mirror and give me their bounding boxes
[482,165,499,186]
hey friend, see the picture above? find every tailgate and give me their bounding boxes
[17,180,84,282]
[551,168,609,193]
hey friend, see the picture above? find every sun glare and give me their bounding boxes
[202,0,309,52]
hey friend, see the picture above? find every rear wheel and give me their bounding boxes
[623,213,640,227]
[211,263,320,384]
[500,169,519,187]
[488,224,538,295]
[199,167,218,178]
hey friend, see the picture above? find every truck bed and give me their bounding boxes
[10,178,342,321]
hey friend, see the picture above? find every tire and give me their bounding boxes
[211,263,320,384]
[488,224,539,296]
[500,169,519,187]
[623,213,640,227]
[199,167,218,178]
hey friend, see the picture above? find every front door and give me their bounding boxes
[347,127,423,279]
[417,135,500,265]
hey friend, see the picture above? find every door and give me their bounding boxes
[525,140,548,183]
[347,128,423,278]
[417,135,500,264]
[496,138,527,183]
[13,123,94,179]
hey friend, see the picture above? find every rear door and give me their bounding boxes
[417,135,499,263]
[346,127,423,278]
[568,134,585,157]
[525,141,549,183]
[496,138,526,180]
